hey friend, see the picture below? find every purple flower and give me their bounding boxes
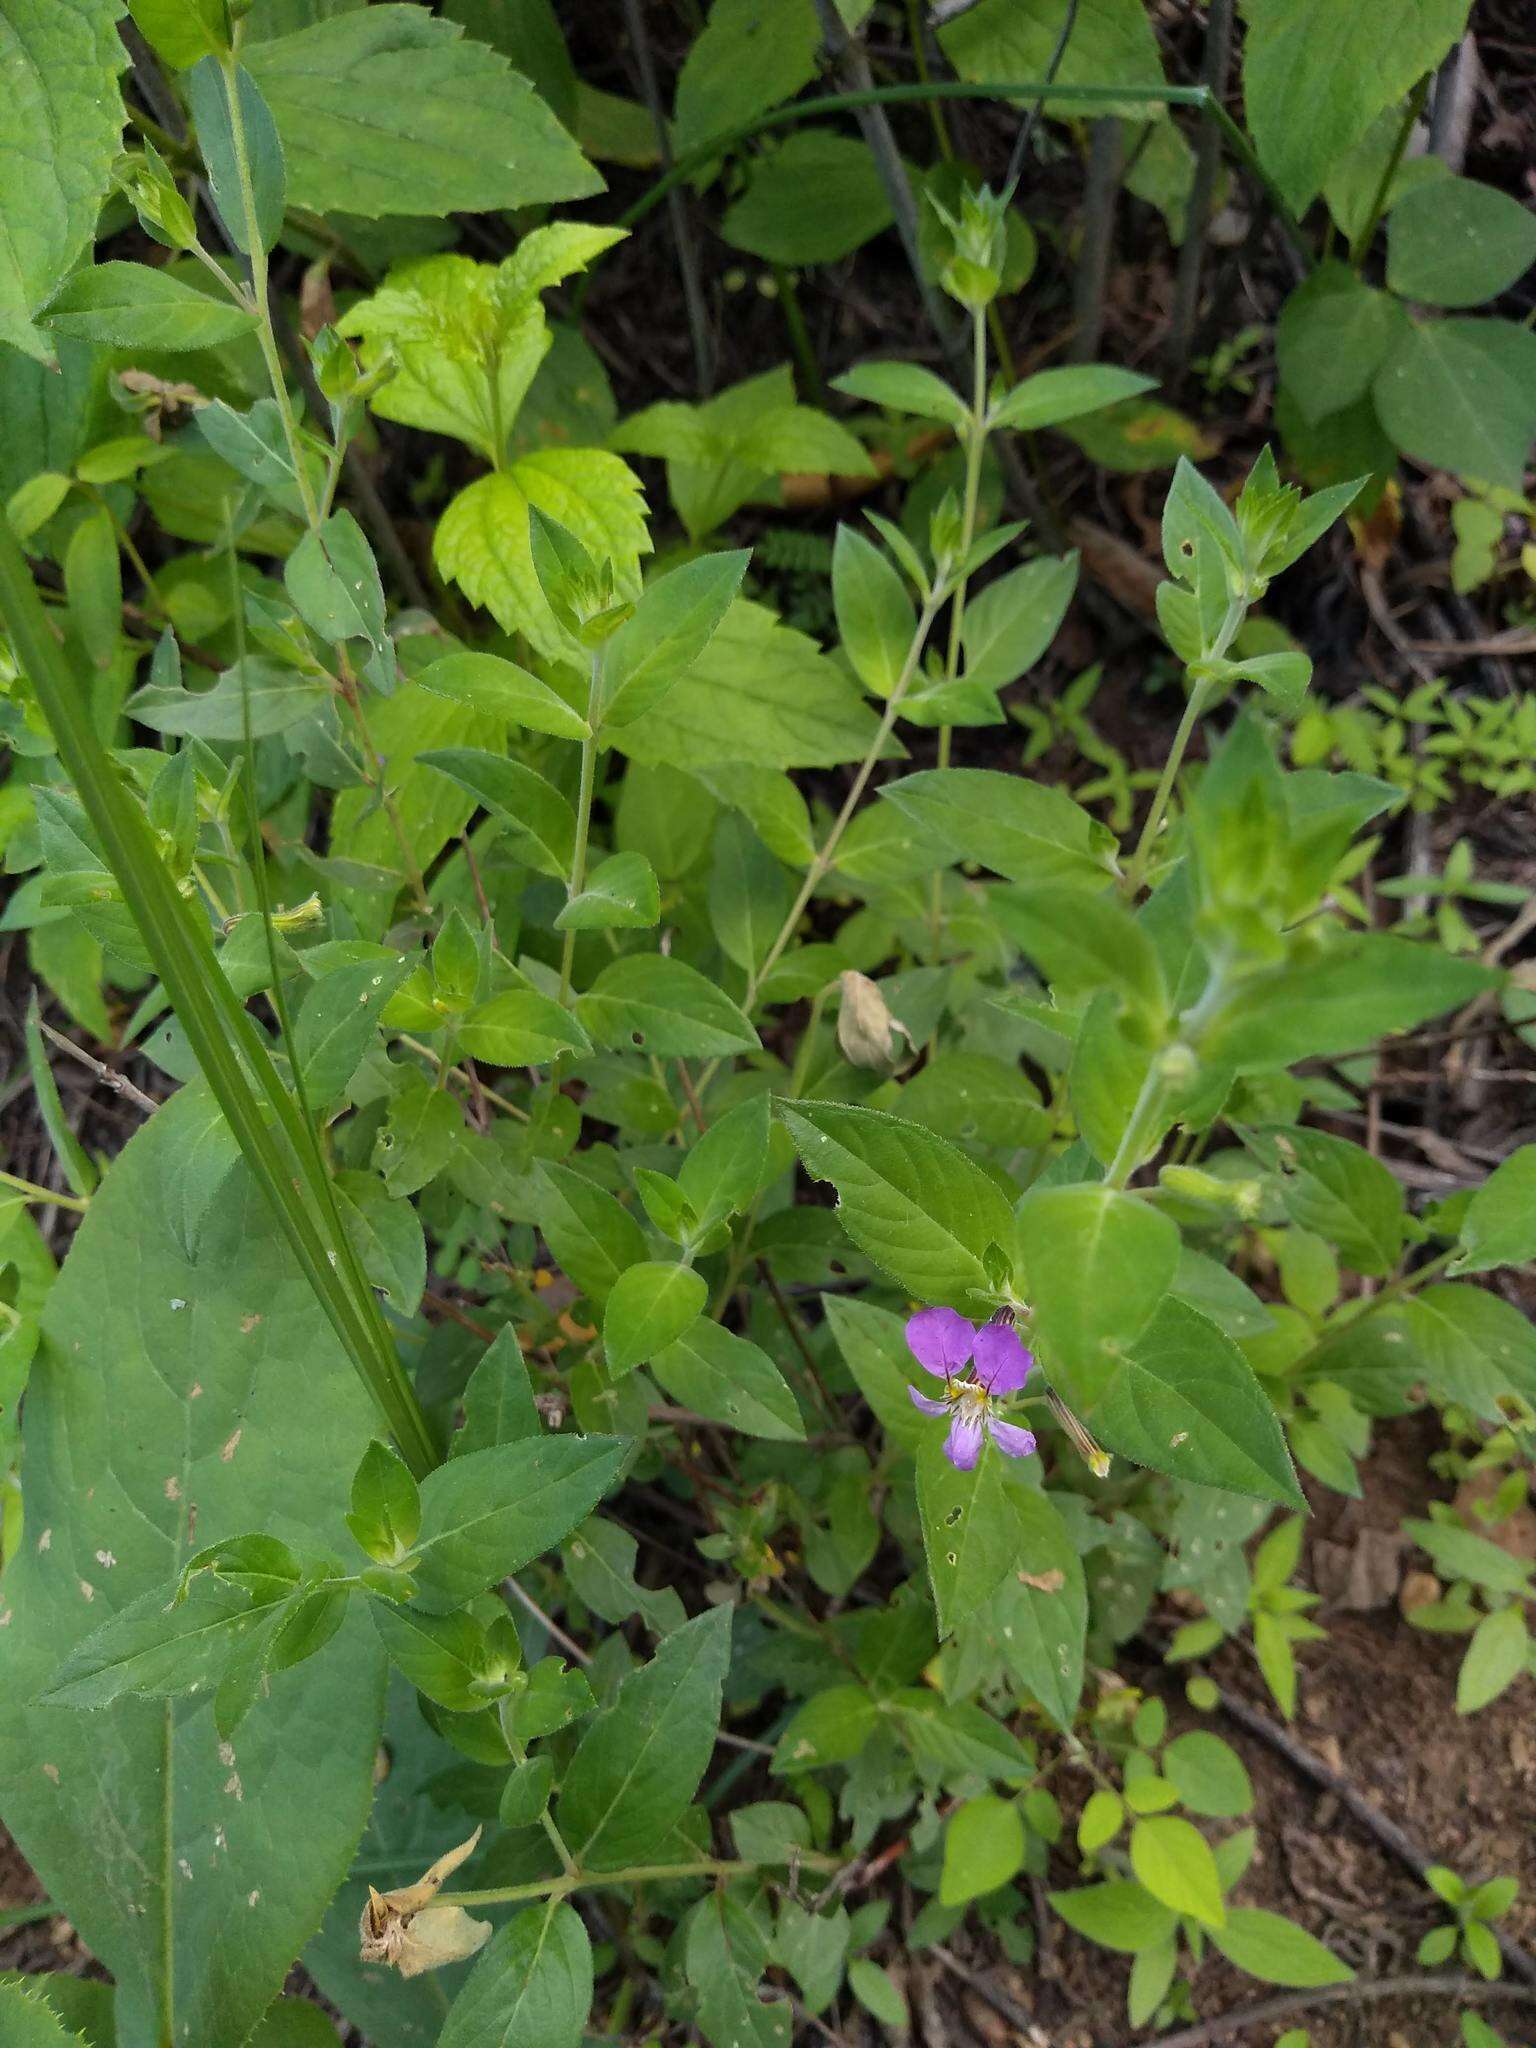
[905,1307,1037,1471]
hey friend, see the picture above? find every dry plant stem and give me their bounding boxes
[1071,118,1123,363]
[36,1020,159,1115]
[1150,1976,1536,2048]
[1206,1680,1536,1985]
[1168,0,1234,369]
[620,0,714,393]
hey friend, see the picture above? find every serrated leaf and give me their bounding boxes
[438,1900,593,2048]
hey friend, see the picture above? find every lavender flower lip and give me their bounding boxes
[904,1306,1038,1471]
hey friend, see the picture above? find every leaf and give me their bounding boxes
[708,812,790,972]
[832,359,967,427]
[773,1685,880,1771]
[535,1163,647,1303]
[602,1262,707,1375]
[940,1795,1026,1905]
[848,1958,908,2032]
[1452,1145,1536,1275]
[555,852,659,932]
[678,1093,771,1232]
[295,958,412,1109]
[961,554,1079,691]
[245,6,600,218]
[457,990,591,1067]
[996,883,1167,1018]
[563,1516,685,1634]
[411,1436,626,1610]
[1049,1880,1178,1954]
[673,0,819,155]
[0,1093,385,2048]
[420,746,576,879]
[439,1901,593,2048]
[577,955,760,1058]
[1458,1604,1529,1715]
[0,0,126,363]
[1211,1908,1355,1987]
[684,1890,792,2048]
[417,652,590,740]
[918,1434,1019,1638]
[434,456,650,662]
[780,1100,1014,1310]
[878,768,1115,889]
[41,262,256,351]
[126,657,327,740]
[1090,1299,1303,1507]
[722,129,894,265]
[455,1327,541,1458]
[371,1604,499,1714]
[611,598,882,773]
[1243,0,1469,212]
[1248,1125,1405,1278]
[1388,174,1536,307]
[1015,1185,1180,1409]
[978,1488,1087,1728]
[822,1296,930,1450]
[188,58,285,256]
[1275,263,1411,424]
[991,364,1156,433]
[0,1981,91,2046]
[1131,1815,1226,1929]
[556,1605,731,1868]
[941,0,1166,117]
[651,1321,805,1441]
[1162,1731,1254,1817]
[44,1570,296,1710]
[833,524,915,698]
[601,550,750,729]
[1374,318,1536,492]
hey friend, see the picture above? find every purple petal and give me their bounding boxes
[973,1323,1033,1395]
[944,1408,984,1471]
[908,1383,952,1418]
[986,1417,1038,1460]
[905,1306,975,1380]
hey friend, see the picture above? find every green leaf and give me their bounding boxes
[245,6,600,218]
[678,1093,771,1232]
[43,1568,296,1710]
[1016,1185,1180,1409]
[971,1487,1088,1728]
[878,768,1114,888]
[420,746,577,879]
[1201,933,1496,1070]
[1452,1145,1536,1275]
[822,1295,930,1450]
[1374,318,1536,492]
[41,261,255,351]
[1243,0,1469,212]
[673,0,819,155]
[708,812,790,972]
[1387,175,1536,308]
[188,58,285,257]
[456,1327,541,1457]
[294,958,411,1110]
[1458,1604,1529,1714]
[918,1433,1020,1638]
[1078,1789,1125,1854]
[1211,1907,1355,1987]
[411,1436,626,1610]
[940,1794,1026,1905]
[774,1897,850,2014]
[535,1162,648,1303]
[458,989,591,1067]
[434,455,650,662]
[418,651,591,740]
[1275,263,1411,424]
[439,1901,593,2048]
[685,1890,792,2048]
[602,1261,707,1375]
[0,0,127,362]
[780,1100,1014,1310]
[0,1094,386,2048]
[578,955,760,1058]
[0,1981,91,2046]
[371,1603,500,1713]
[563,1516,685,1634]
[652,1321,804,1441]
[126,657,327,740]
[1091,1299,1302,1506]
[1049,1879,1179,1954]
[721,128,894,264]
[555,851,659,931]
[847,1958,908,2032]
[832,359,967,427]
[601,550,750,729]
[940,0,1166,117]
[1249,1125,1405,1278]
[557,1605,731,1867]
[773,1684,879,1771]
[833,524,916,697]
[960,554,1079,691]
[1130,1815,1226,1929]
[248,2000,343,2048]
[991,363,1156,433]
[997,883,1167,1018]
[1162,1731,1254,1817]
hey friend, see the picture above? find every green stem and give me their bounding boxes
[1104,1064,1169,1190]
[558,656,601,1009]
[1124,676,1213,896]
[618,82,1311,265]
[0,1169,89,1214]
[444,1850,842,1911]
[1351,74,1431,267]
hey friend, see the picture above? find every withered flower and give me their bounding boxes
[358,1827,490,1978]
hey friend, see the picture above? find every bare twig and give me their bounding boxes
[620,0,715,394]
[1168,0,1234,369]
[37,1021,159,1115]
[1070,120,1123,362]
[1150,1975,1536,2048]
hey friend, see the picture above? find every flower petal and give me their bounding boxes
[973,1322,1033,1395]
[944,1407,985,1470]
[905,1305,975,1379]
[908,1383,952,1418]
[986,1416,1038,1460]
